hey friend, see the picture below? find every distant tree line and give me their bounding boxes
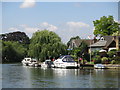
[1,30,68,63]
[1,31,29,63]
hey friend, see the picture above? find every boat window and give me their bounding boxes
[58,56,64,59]
[62,57,74,62]
[63,57,67,62]
[67,57,74,62]
[45,61,50,64]
[27,59,30,61]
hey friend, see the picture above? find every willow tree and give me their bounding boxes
[28,30,67,62]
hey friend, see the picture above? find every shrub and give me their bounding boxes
[93,55,101,64]
[110,60,116,64]
[107,50,116,58]
[112,56,120,64]
[91,50,99,58]
[101,57,108,64]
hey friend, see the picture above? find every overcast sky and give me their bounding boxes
[1,1,118,43]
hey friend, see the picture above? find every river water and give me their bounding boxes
[1,63,120,88]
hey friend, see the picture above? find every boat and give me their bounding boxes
[41,59,54,68]
[53,55,79,69]
[22,58,40,67]
[94,64,107,69]
[21,58,32,66]
[28,59,40,67]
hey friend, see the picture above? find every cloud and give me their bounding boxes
[55,21,92,43]
[39,22,58,31]
[20,0,36,8]
[8,22,58,37]
[7,21,93,43]
[19,24,39,34]
[8,27,21,31]
[66,21,90,28]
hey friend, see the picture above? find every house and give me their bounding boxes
[68,37,97,49]
[89,36,120,52]
[68,39,82,49]
[68,38,97,55]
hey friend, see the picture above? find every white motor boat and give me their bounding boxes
[41,59,54,68]
[28,59,39,67]
[53,55,78,69]
[22,58,40,67]
[94,64,107,69]
[21,58,32,66]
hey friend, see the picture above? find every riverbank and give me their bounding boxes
[80,64,120,69]
[1,62,120,69]
[104,64,120,69]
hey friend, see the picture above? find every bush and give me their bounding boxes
[107,50,116,58]
[111,56,120,64]
[92,55,101,64]
[91,50,99,58]
[101,57,108,64]
[110,60,116,64]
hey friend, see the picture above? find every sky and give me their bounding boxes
[1,0,119,43]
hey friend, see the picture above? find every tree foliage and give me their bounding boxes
[28,30,67,62]
[1,41,27,63]
[71,41,88,59]
[0,31,30,44]
[93,16,120,37]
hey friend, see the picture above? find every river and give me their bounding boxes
[1,63,120,88]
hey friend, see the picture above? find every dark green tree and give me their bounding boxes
[93,16,120,37]
[0,31,30,44]
[1,41,27,63]
[28,30,67,62]
[71,41,88,60]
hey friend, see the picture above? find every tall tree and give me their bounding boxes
[28,30,67,62]
[93,16,120,37]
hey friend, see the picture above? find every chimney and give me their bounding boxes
[93,37,97,43]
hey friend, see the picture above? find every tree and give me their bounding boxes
[93,16,120,37]
[71,41,88,60]
[2,41,27,63]
[0,31,30,44]
[28,30,67,62]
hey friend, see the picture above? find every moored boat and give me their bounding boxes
[53,55,79,69]
[21,58,32,66]
[22,58,40,67]
[41,59,54,68]
[94,64,107,69]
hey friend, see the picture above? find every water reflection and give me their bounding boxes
[52,68,79,77]
[2,64,119,88]
[90,69,119,88]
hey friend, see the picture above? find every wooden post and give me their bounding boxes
[116,36,119,50]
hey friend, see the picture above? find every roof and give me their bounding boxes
[103,36,114,48]
[90,40,107,47]
[72,39,82,47]
[82,39,94,45]
[89,36,120,48]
